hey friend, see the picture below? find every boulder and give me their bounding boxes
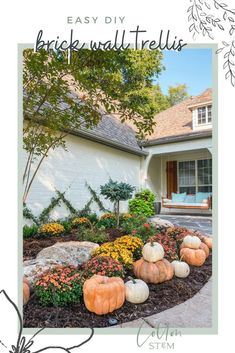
[23,258,59,286]
[24,241,99,286]
[150,217,174,228]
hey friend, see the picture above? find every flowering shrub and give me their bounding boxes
[119,213,133,224]
[35,266,83,306]
[38,223,64,237]
[133,223,158,243]
[92,242,133,267]
[97,213,117,229]
[114,235,143,259]
[82,256,125,278]
[72,217,91,228]
[148,234,179,261]
[121,215,148,234]
[166,227,190,240]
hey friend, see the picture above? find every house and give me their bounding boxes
[23,88,212,219]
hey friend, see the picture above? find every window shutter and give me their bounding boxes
[166,161,177,198]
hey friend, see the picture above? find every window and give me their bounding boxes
[197,105,212,125]
[178,159,212,194]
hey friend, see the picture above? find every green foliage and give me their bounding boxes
[85,183,108,212]
[97,213,117,229]
[59,219,73,234]
[100,179,135,203]
[77,228,108,244]
[23,224,38,239]
[129,189,155,217]
[167,84,189,106]
[35,266,83,306]
[133,223,159,243]
[23,49,166,200]
[120,215,148,234]
[23,203,40,226]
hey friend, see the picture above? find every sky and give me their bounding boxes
[154,48,212,96]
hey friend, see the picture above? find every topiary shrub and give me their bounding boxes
[100,179,135,227]
[129,189,155,217]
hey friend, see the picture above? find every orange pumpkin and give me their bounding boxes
[180,247,206,266]
[133,258,174,284]
[180,242,209,258]
[23,277,30,305]
[83,275,125,315]
[202,236,212,249]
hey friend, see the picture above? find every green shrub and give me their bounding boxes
[23,224,38,239]
[132,223,159,243]
[78,227,108,244]
[86,213,99,224]
[96,213,117,229]
[35,266,83,306]
[129,189,155,217]
[121,215,148,234]
[59,220,73,233]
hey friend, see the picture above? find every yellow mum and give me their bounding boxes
[72,217,90,226]
[38,223,64,236]
[93,241,133,266]
[114,235,143,252]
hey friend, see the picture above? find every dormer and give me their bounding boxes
[188,100,212,131]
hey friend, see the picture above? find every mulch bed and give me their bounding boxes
[23,255,212,328]
[23,229,125,260]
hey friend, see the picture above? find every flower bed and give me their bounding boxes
[23,215,212,328]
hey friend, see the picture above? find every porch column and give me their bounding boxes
[140,153,153,188]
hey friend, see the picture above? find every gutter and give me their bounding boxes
[141,130,212,147]
[65,128,149,157]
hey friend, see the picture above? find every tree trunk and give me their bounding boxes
[116,201,120,228]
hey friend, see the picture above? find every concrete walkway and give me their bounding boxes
[157,214,212,236]
[114,278,212,328]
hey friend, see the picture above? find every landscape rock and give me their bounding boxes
[23,258,59,286]
[150,217,174,228]
[24,241,99,286]
[36,241,99,267]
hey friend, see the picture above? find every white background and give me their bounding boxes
[0,0,234,352]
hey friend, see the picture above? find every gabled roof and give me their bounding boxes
[145,88,212,141]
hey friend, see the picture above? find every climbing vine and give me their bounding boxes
[23,183,108,224]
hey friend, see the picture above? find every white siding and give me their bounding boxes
[23,134,141,220]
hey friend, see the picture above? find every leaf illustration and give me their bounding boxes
[0,290,94,353]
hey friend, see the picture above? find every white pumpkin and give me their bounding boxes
[125,278,149,304]
[183,235,201,249]
[142,242,164,262]
[171,260,190,278]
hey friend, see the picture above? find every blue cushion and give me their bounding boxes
[196,192,211,203]
[184,195,196,203]
[172,192,186,202]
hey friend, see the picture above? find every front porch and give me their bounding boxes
[141,137,212,215]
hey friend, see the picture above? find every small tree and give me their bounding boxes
[100,179,135,227]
